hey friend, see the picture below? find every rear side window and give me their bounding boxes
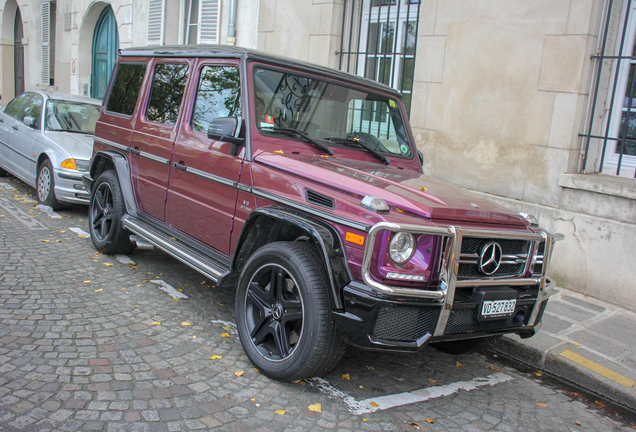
[105,63,147,116]
[5,94,32,118]
[191,66,241,133]
[146,63,189,125]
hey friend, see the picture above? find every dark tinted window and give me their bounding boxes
[105,63,147,116]
[146,63,189,125]
[191,66,241,133]
[5,94,32,118]
[21,94,43,123]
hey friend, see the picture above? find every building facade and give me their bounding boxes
[1,0,634,310]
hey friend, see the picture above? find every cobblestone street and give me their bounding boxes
[1,176,635,432]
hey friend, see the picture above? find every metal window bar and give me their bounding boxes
[339,0,422,115]
[581,0,636,178]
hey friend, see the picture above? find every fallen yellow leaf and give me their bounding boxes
[342,373,350,380]
[94,289,103,293]
[251,398,255,401]
[173,298,179,302]
[181,322,191,326]
[536,403,547,407]
[152,321,161,325]
[367,366,375,370]
[223,327,230,331]
[308,403,321,413]
[103,263,113,267]
[489,366,499,371]
[274,150,284,155]
[177,289,184,292]
[575,421,582,426]
[78,235,87,238]
[208,355,222,360]
[291,380,301,384]
[534,371,543,377]
[221,333,230,338]
[425,418,434,424]
[41,240,49,242]
[234,371,245,377]
[456,361,463,367]
[83,280,91,283]
[370,402,379,407]
[275,410,285,415]
[121,288,126,290]
[428,378,437,383]
[134,305,140,308]
[362,418,368,422]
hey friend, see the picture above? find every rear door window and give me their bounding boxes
[105,63,147,116]
[146,63,189,125]
[5,94,32,119]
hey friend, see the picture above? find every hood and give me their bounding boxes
[45,131,94,160]
[254,152,528,226]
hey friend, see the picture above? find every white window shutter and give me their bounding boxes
[41,2,50,85]
[147,0,165,45]
[199,0,219,43]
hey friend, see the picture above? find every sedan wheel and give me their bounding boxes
[36,160,63,210]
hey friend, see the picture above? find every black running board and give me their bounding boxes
[122,215,230,283]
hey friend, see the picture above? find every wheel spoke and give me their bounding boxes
[246,286,272,339]
[270,267,285,301]
[100,216,112,239]
[281,301,303,325]
[94,189,106,212]
[251,320,274,346]
[271,321,291,358]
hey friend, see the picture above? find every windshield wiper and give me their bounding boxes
[262,127,334,156]
[325,137,390,165]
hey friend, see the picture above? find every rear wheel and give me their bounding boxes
[88,170,135,254]
[37,159,63,210]
[236,242,345,381]
[431,335,502,355]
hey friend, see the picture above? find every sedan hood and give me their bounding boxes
[254,152,528,226]
[45,131,94,160]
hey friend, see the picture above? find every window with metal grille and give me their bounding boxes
[581,0,636,179]
[339,0,420,114]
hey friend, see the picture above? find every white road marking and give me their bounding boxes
[0,183,16,190]
[211,320,238,335]
[115,255,136,265]
[307,372,514,415]
[69,227,90,238]
[0,198,48,230]
[36,204,62,218]
[150,280,188,300]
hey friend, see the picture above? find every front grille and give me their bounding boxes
[458,237,530,278]
[373,305,435,341]
[443,304,531,335]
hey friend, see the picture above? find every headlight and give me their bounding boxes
[75,159,90,171]
[389,232,415,264]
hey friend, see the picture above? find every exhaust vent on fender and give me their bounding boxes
[305,189,335,209]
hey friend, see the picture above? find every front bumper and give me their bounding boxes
[334,222,562,351]
[53,169,90,204]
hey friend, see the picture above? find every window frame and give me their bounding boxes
[103,62,149,119]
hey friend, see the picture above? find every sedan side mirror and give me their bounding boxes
[23,116,37,129]
[208,117,245,156]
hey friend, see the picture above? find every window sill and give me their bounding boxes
[559,173,636,200]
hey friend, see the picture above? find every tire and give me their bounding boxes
[88,170,135,255]
[431,335,502,355]
[235,241,345,381]
[36,159,63,210]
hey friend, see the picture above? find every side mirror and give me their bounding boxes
[23,116,37,129]
[417,150,424,166]
[208,117,245,156]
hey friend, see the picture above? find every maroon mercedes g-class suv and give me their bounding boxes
[83,45,563,381]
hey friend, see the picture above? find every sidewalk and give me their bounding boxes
[492,287,636,412]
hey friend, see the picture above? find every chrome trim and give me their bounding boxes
[185,166,237,188]
[359,222,564,336]
[139,151,170,165]
[253,188,371,232]
[94,137,130,153]
[237,183,252,193]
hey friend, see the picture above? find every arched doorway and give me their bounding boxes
[91,6,118,100]
[14,7,24,95]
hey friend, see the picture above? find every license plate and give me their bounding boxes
[480,299,516,319]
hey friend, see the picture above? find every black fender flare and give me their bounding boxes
[86,150,138,217]
[227,206,352,310]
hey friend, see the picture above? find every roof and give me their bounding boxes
[119,44,400,97]
[27,90,102,105]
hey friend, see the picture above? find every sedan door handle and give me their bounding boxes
[172,162,187,171]
[0,118,4,123]
[11,125,18,130]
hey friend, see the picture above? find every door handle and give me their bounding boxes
[11,125,18,130]
[0,118,4,123]
[130,147,140,155]
[172,162,187,171]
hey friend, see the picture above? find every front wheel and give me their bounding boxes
[88,170,135,255]
[37,159,63,210]
[235,242,345,381]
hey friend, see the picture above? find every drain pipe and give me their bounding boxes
[226,0,237,45]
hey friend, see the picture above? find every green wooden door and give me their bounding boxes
[91,7,118,100]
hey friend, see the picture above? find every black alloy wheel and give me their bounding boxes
[88,170,134,254]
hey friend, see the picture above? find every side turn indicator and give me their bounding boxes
[346,232,364,246]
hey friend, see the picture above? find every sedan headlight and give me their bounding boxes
[389,232,415,264]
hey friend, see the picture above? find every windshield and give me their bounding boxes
[253,67,413,158]
[45,99,101,134]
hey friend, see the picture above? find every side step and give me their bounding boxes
[122,216,230,282]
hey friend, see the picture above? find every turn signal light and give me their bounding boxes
[60,159,78,170]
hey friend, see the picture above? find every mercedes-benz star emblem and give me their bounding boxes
[479,242,502,275]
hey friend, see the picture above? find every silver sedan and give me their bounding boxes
[0,91,101,209]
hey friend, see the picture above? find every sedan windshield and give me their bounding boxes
[253,67,413,158]
[45,100,101,134]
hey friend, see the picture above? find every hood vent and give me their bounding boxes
[305,189,335,209]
